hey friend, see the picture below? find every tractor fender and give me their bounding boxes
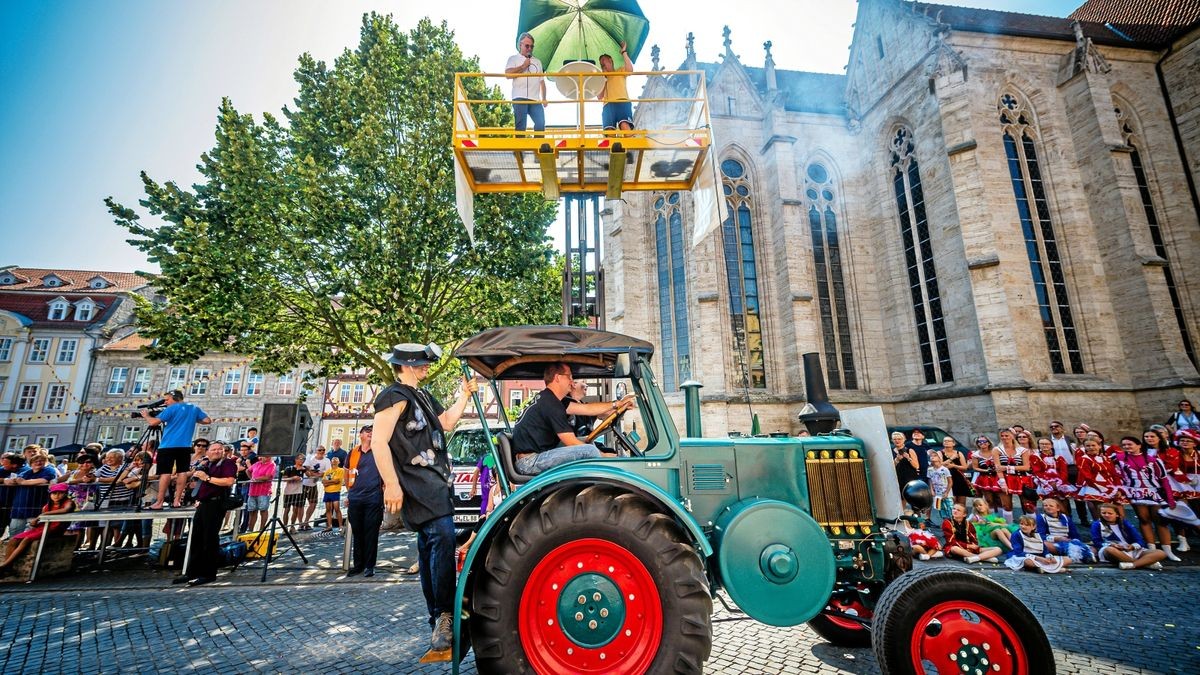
[450,466,712,670]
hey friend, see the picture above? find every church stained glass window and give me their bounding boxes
[890,127,952,384]
[654,192,692,391]
[805,161,857,389]
[720,159,766,389]
[1116,104,1196,368]
[999,92,1084,374]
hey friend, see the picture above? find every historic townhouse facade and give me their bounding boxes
[606,0,1200,440]
[0,267,147,450]
[82,332,317,449]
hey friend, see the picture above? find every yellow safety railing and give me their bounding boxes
[452,69,712,198]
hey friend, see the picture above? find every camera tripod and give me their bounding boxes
[94,423,162,514]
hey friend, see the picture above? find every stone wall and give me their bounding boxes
[605,4,1200,442]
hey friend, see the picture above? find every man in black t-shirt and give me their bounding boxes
[511,363,634,475]
[370,342,476,654]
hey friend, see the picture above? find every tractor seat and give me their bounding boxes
[495,431,534,485]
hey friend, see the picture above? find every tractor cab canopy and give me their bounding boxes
[454,325,654,380]
[455,325,672,489]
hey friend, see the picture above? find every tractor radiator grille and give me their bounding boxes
[804,450,873,529]
[689,463,728,491]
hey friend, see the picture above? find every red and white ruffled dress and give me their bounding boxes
[1031,452,1076,499]
[1076,453,1123,503]
[972,450,1004,493]
[1164,449,1200,500]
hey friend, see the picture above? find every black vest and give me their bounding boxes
[378,383,452,529]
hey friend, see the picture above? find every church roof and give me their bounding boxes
[0,266,147,293]
[1069,0,1200,46]
[908,1,1143,47]
[697,62,846,116]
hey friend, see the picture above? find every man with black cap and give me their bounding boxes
[142,389,211,510]
[370,342,477,653]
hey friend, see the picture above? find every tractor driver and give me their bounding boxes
[511,363,635,475]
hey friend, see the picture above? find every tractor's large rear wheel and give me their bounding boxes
[471,484,712,674]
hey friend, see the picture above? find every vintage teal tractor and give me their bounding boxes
[450,326,1052,674]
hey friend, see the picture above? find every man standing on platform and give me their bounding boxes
[505,32,546,134]
[371,343,476,653]
[345,424,380,577]
[598,41,634,131]
[142,390,210,510]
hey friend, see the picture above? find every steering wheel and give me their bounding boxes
[585,405,645,457]
[585,407,624,444]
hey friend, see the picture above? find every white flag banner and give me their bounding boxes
[454,153,475,244]
[690,150,727,248]
[453,77,477,244]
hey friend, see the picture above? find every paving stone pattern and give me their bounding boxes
[1,530,1197,674]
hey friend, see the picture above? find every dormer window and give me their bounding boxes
[42,274,64,288]
[87,276,111,289]
[75,299,96,322]
[48,299,69,321]
[0,274,14,285]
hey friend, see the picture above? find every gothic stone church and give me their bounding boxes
[604,0,1200,440]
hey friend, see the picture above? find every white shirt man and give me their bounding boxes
[505,32,546,133]
[1048,420,1074,466]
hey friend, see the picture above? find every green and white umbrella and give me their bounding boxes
[518,0,650,69]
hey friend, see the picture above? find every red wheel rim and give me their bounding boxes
[519,537,663,674]
[822,593,871,631]
[909,600,1028,674]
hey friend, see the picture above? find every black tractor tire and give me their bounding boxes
[471,484,713,674]
[871,566,1055,675]
[807,597,872,647]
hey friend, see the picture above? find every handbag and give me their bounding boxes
[222,493,245,511]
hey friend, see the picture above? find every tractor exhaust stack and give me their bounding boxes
[798,353,840,435]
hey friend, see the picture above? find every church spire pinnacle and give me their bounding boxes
[764,40,776,90]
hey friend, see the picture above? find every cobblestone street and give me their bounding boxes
[2,529,1197,674]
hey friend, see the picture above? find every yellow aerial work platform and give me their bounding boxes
[453,69,712,200]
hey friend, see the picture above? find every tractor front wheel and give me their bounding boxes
[471,484,712,674]
[871,566,1054,675]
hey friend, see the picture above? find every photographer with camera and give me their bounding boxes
[141,390,211,510]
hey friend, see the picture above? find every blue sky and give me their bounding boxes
[1,0,1083,273]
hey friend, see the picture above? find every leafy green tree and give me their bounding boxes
[107,14,559,378]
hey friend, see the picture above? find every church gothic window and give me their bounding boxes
[805,161,857,390]
[890,128,953,384]
[1115,104,1196,368]
[999,92,1084,374]
[720,159,767,389]
[654,192,692,391]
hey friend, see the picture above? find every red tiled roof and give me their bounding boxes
[0,291,119,328]
[908,1,1137,47]
[1070,0,1200,46]
[0,266,148,293]
[103,333,153,351]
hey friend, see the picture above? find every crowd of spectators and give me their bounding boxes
[0,430,366,577]
[896,400,1200,573]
